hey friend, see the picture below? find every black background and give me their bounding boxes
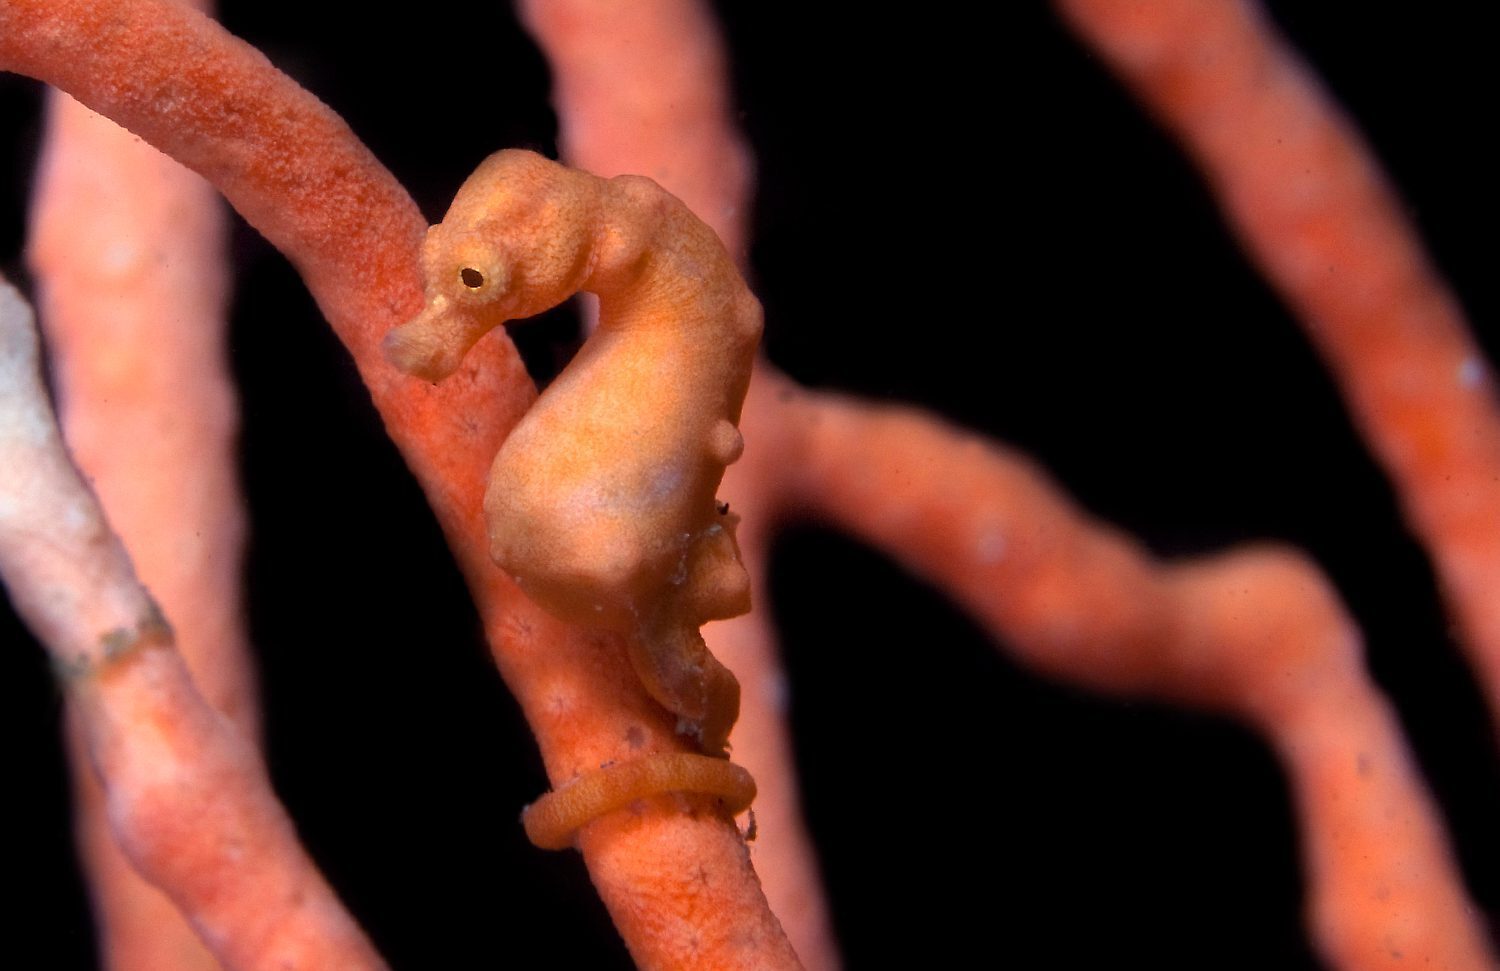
[2,2,1496,967]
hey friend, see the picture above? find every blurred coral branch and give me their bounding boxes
[29,72,255,971]
[1,0,1495,968]
[1057,0,1500,727]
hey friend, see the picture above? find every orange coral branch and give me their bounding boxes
[1055,0,1500,724]
[0,278,386,971]
[28,83,249,971]
[773,382,1497,969]
[2,1,1476,966]
[517,0,754,263]
[68,644,386,971]
[1,2,799,966]
[518,4,841,964]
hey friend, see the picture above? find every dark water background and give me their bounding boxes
[2,3,1495,966]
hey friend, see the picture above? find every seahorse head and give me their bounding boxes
[383,150,600,382]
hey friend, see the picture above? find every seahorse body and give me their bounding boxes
[384,150,760,752]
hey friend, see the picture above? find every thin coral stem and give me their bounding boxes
[28,80,249,971]
[1054,0,1500,725]
[773,384,1497,970]
[517,0,754,263]
[0,2,800,966]
[519,3,841,964]
[0,278,387,971]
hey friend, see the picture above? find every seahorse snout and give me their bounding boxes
[381,315,464,382]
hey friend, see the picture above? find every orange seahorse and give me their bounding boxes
[383,149,760,771]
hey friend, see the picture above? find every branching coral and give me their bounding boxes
[27,56,260,968]
[1,1,1496,968]
[0,276,386,969]
[2,1,791,967]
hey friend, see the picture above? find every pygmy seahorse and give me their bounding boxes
[383,149,761,756]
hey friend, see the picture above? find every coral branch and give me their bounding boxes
[774,383,1497,969]
[28,80,251,971]
[1055,0,1500,724]
[0,278,386,971]
[1,289,154,669]
[0,0,424,369]
[4,1,1492,965]
[2,2,799,965]
[519,3,840,962]
[517,0,754,263]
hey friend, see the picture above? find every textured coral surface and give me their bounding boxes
[2,2,1495,967]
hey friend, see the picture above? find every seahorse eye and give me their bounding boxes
[459,267,485,289]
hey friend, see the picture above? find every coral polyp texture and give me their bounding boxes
[1,0,1496,969]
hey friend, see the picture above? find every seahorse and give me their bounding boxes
[383,149,761,758]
